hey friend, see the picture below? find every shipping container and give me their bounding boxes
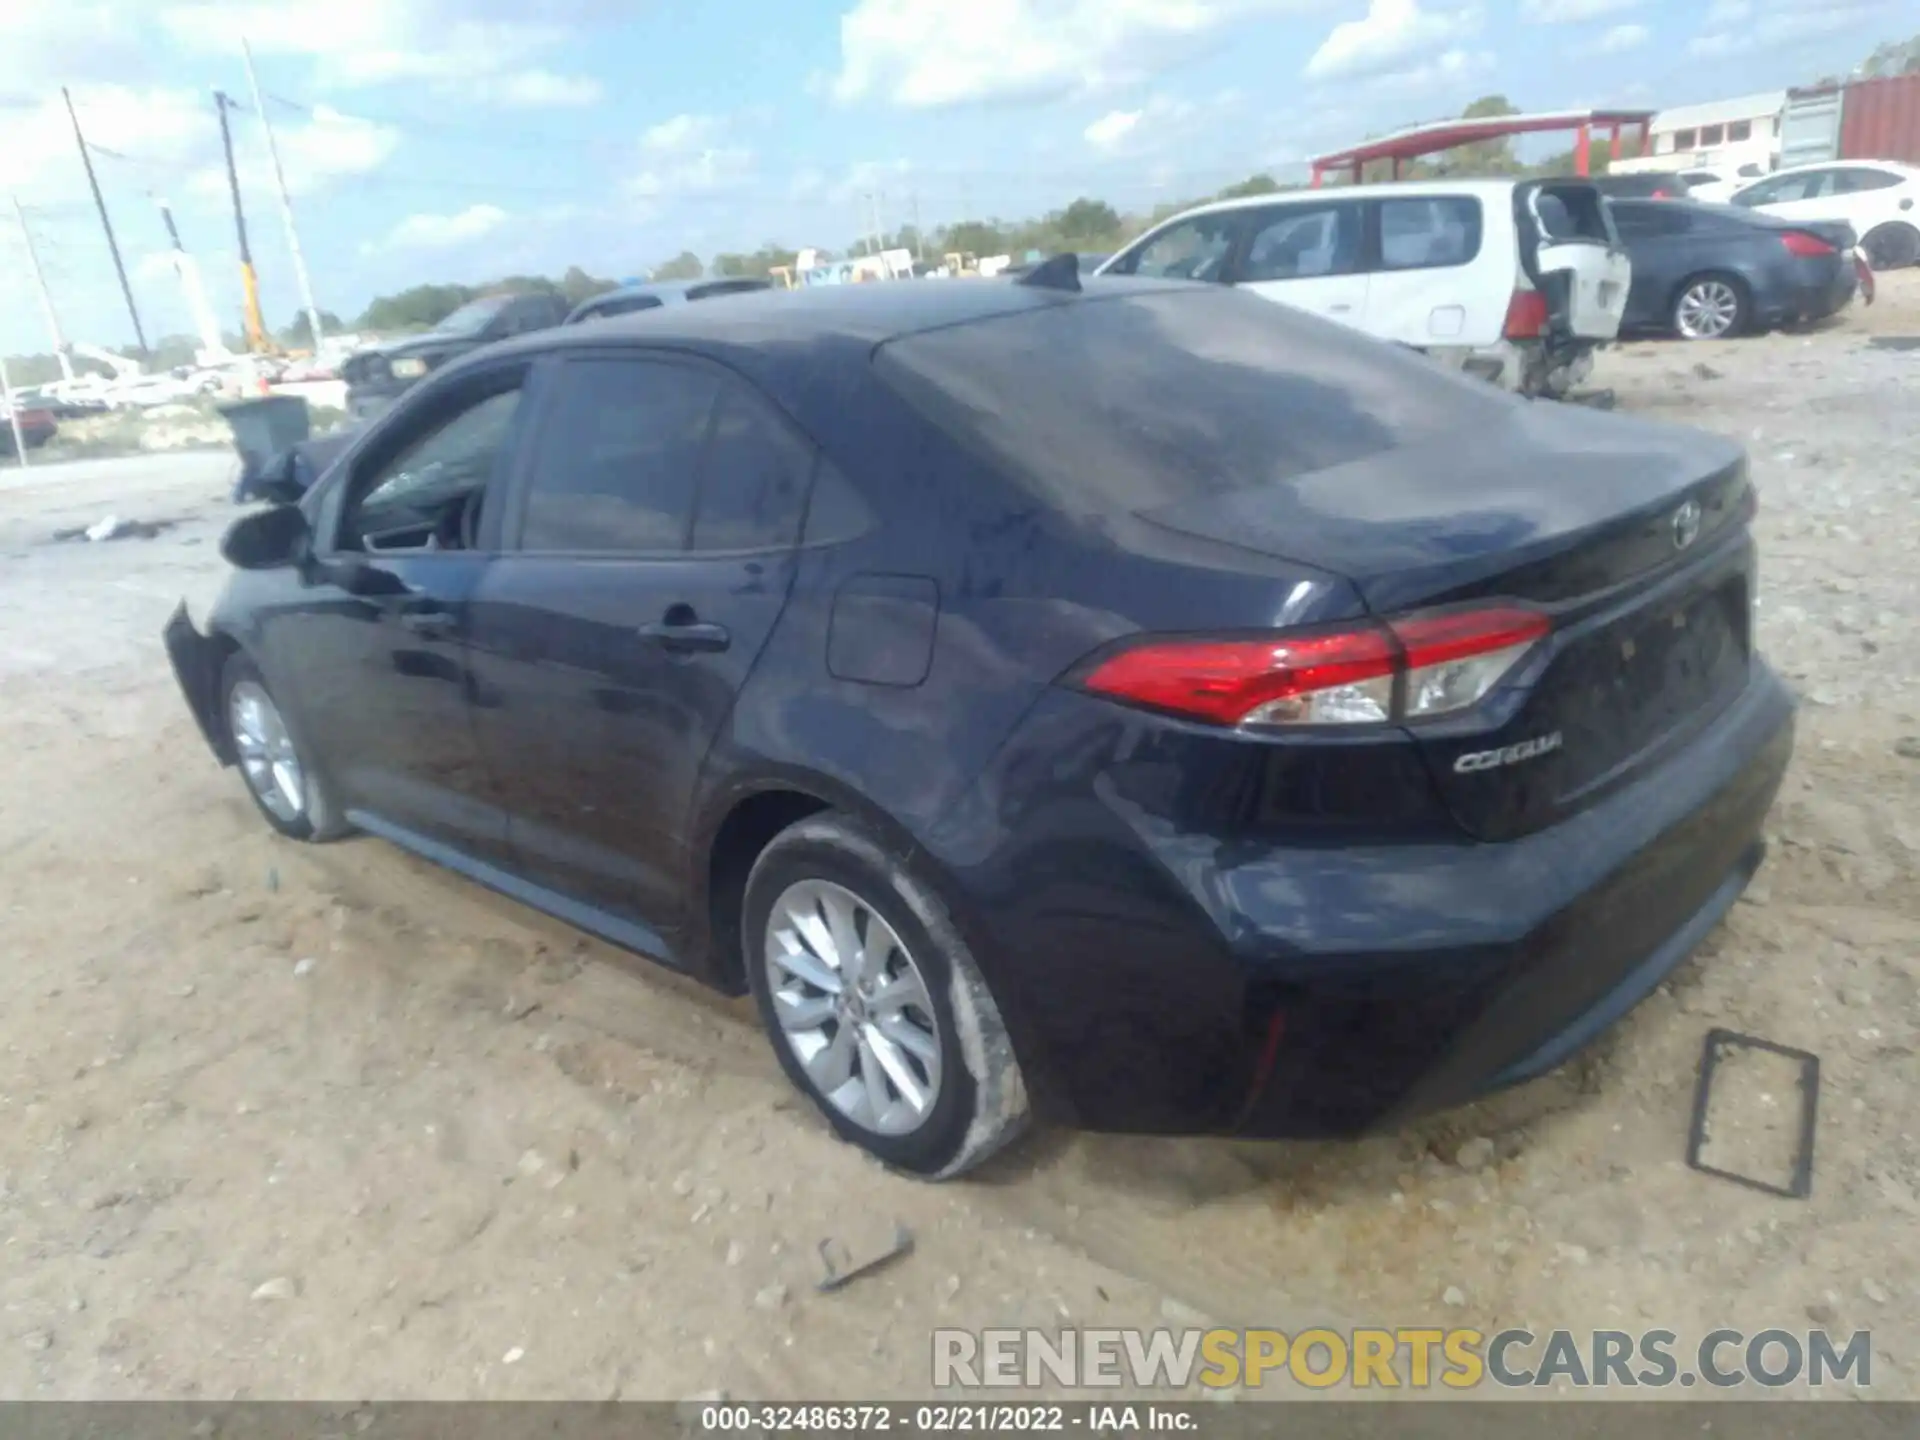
[1782,73,1920,168]
[1780,86,1843,167]
[1841,73,1920,166]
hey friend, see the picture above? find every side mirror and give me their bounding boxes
[221,504,310,570]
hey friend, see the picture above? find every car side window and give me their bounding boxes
[1239,204,1360,282]
[1115,216,1239,281]
[691,382,812,552]
[518,359,719,554]
[1734,173,1806,206]
[1375,197,1481,272]
[1837,168,1901,193]
[591,294,664,320]
[337,383,525,553]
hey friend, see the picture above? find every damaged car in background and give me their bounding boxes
[1096,177,1631,400]
[165,271,1792,1181]
[341,292,570,421]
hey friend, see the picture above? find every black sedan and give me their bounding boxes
[1609,198,1862,340]
[164,271,1794,1178]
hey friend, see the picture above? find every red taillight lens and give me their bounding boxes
[1079,628,1398,728]
[1078,607,1550,729]
[1503,289,1548,339]
[1781,231,1835,258]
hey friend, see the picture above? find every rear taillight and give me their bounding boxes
[1503,290,1548,339]
[1077,606,1550,730]
[1781,231,1835,258]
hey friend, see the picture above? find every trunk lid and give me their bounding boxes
[1138,404,1756,838]
[1518,181,1631,342]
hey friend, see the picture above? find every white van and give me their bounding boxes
[1095,179,1632,399]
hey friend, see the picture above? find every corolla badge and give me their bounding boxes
[1453,732,1564,774]
[1672,499,1703,551]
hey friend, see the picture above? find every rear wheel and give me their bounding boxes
[221,652,348,842]
[1672,275,1747,340]
[1862,222,1920,272]
[742,812,1028,1179]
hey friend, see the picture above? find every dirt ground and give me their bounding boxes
[1,275,1917,1404]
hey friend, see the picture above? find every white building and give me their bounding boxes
[1614,90,1786,177]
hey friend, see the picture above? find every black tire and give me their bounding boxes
[1862,222,1920,272]
[219,651,349,842]
[742,812,1029,1179]
[1670,273,1749,341]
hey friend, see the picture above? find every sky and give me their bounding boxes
[0,0,1909,350]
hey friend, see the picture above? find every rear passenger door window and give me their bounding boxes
[1376,196,1482,271]
[1240,204,1362,281]
[691,386,811,552]
[516,358,719,553]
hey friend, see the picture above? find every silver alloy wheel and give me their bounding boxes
[1676,280,1739,339]
[229,680,305,824]
[764,878,944,1137]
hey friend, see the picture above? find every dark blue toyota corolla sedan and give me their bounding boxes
[164,266,1794,1179]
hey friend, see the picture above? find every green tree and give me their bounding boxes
[278,310,346,348]
[559,265,617,306]
[1861,33,1920,76]
[941,220,1008,258]
[357,283,479,332]
[652,251,704,280]
[714,243,801,278]
[1055,197,1122,246]
[1217,173,1285,200]
[1434,94,1525,176]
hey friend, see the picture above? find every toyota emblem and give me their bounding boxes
[1672,500,1703,551]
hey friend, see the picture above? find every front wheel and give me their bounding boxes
[221,652,348,842]
[742,813,1029,1179]
[1672,276,1747,340]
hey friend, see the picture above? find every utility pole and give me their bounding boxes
[62,87,148,355]
[12,197,74,382]
[910,191,924,264]
[214,90,269,354]
[242,38,324,349]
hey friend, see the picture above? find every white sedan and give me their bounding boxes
[1727,160,1920,270]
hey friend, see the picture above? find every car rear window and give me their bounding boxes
[872,288,1512,517]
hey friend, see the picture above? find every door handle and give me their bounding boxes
[637,616,731,654]
[400,609,455,637]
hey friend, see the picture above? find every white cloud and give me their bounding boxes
[378,204,508,251]
[1704,0,1749,21]
[1304,0,1482,83]
[629,112,755,198]
[158,0,598,106]
[827,157,913,204]
[1689,0,1888,57]
[1519,0,1640,21]
[1597,21,1648,51]
[472,69,605,108]
[830,0,1326,109]
[1084,109,1143,149]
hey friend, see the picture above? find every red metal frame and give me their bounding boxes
[1308,108,1655,187]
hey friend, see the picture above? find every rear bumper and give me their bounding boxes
[1757,262,1858,326]
[164,602,234,766]
[938,661,1794,1138]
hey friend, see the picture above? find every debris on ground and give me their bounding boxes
[49,515,183,544]
[816,1223,915,1293]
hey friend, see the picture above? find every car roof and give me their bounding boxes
[586,278,769,303]
[1763,159,1919,177]
[479,275,1199,421]
[1143,176,1542,227]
